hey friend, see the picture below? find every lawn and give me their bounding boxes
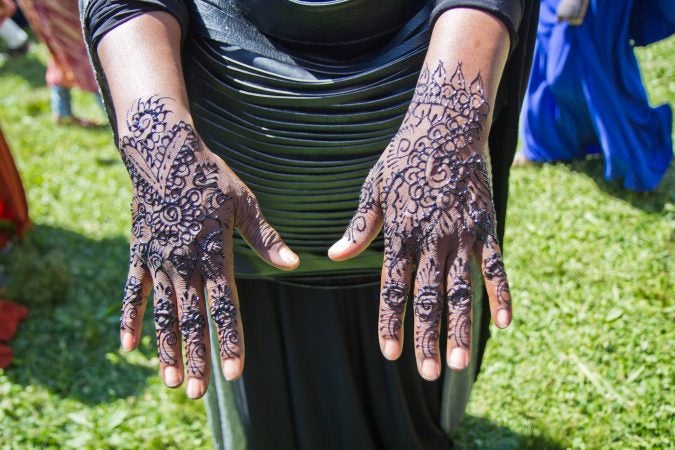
[0,36,672,449]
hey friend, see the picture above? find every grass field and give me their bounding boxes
[0,35,672,449]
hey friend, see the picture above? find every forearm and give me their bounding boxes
[424,8,510,148]
[96,11,191,130]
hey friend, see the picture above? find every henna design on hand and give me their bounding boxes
[343,61,511,367]
[153,281,178,366]
[121,275,143,332]
[118,96,241,379]
[179,291,207,377]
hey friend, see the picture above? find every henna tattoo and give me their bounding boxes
[119,96,242,374]
[413,259,443,358]
[179,291,207,377]
[209,284,239,359]
[346,62,508,358]
[446,257,472,350]
[121,275,143,332]
[484,250,511,308]
[344,159,383,243]
[199,228,225,281]
[379,278,407,340]
[154,282,178,366]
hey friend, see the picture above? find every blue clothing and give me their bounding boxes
[521,0,674,191]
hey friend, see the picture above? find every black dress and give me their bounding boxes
[80,1,539,448]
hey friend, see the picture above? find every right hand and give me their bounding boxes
[118,96,299,398]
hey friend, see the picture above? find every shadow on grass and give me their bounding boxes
[0,224,158,404]
[454,414,565,449]
[563,158,674,213]
[0,43,46,89]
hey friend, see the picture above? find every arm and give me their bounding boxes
[330,8,512,380]
[97,11,299,398]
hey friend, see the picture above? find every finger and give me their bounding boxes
[234,191,299,270]
[151,269,184,389]
[476,236,512,328]
[198,226,244,381]
[176,275,211,399]
[120,242,152,351]
[412,254,445,381]
[445,251,473,372]
[378,250,413,361]
[329,161,383,261]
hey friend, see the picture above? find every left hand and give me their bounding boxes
[329,61,512,381]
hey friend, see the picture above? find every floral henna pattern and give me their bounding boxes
[154,282,178,366]
[119,96,238,372]
[179,291,207,377]
[209,284,239,359]
[347,62,507,359]
[446,256,472,350]
[413,259,443,358]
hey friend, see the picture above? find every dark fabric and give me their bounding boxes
[180,1,432,278]
[86,0,189,50]
[240,0,427,50]
[236,277,452,450]
[431,0,523,50]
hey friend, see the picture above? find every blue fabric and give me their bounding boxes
[521,0,674,191]
[50,86,72,118]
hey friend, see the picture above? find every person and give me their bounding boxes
[80,1,539,448]
[16,0,100,126]
[519,0,674,191]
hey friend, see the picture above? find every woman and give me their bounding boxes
[18,0,100,125]
[81,1,538,448]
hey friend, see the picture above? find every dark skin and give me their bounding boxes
[98,7,511,397]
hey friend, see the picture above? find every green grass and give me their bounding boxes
[0,36,672,449]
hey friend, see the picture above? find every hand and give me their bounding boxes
[118,96,299,398]
[329,62,512,381]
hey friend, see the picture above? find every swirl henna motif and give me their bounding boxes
[120,275,143,332]
[118,96,237,375]
[346,62,510,362]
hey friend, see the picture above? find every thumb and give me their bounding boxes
[329,181,383,261]
[235,192,299,271]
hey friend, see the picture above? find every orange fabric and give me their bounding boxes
[17,0,98,92]
[0,301,29,369]
[0,127,30,247]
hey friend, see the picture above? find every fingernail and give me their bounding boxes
[164,367,181,388]
[187,378,204,399]
[121,332,134,351]
[279,247,299,266]
[223,359,240,381]
[382,340,398,360]
[421,359,440,380]
[497,309,511,328]
[328,238,347,258]
[449,348,468,370]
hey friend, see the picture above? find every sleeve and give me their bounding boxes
[83,0,190,51]
[430,0,524,51]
